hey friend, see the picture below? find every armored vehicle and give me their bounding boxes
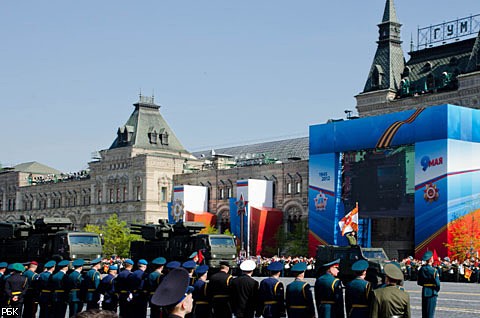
[0,217,102,265]
[316,245,390,283]
[130,220,237,268]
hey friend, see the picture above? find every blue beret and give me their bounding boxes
[189,252,198,259]
[291,262,307,272]
[352,260,368,271]
[72,259,85,267]
[151,268,192,307]
[322,258,340,268]
[422,250,433,261]
[44,260,56,268]
[166,261,181,269]
[138,259,148,266]
[152,257,167,266]
[195,265,209,276]
[124,259,134,266]
[182,260,196,270]
[91,257,102,265]
[267,261,283,272]
[12,263,25,273]
[0,262,7,268]
[7,264,14,270]
[58,260,70,267]
[109,265,118,271]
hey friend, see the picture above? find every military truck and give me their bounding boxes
[0,217,102,265]
[130,220,237,269]
[316,245,390,283]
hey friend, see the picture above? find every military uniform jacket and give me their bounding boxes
[371,285,411,318]
[285,279,315,318]
[128,269,148,304]
[417,265,441,297]
[314,273,344,318]
[192,279,210,318]
[67,270,83,302]
[207,271,233,317]
[257,277,285,318]
[230,274,259,318]
[49,270,68,303]
[98,274,117,305]
[114,269,132,300]
[37,271,52,304]
[345,277,371,318]
[23,269,39,299]
[82,269,101,302]
[5,273,28,304]
[147,271,163,300]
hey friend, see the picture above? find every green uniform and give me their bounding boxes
[371,285,411,318]
[345,277,371,318]
[23,269,39,318]
[285,279,315,318]
[314,272,344,318]
[67,270,84,317]
[417,264,440,318]
[50,270,68,318]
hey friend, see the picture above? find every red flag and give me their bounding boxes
[432,249,440,266]
[197,249,205,264]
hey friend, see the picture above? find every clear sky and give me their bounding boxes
[1,0,479,172]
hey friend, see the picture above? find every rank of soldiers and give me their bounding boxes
[0,250,440,318]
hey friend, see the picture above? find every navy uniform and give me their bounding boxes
[207,261,233,318]
[192,265,211,318]
[417,251,441,318]
[37,261,55,318]
[151,268,195,318]
[285,262,315,318]
[257,261,285,318]
[67,259,84,317]
[147,257,167,318]
[22,261,39,318]
[4,263,28,318]
[0,262,8,311]
[315,259,344,318]
[371,263,411,318]
[345,260,372,318]
[182,260,197,286]
[50,260,70,318]
[98,264,119,312]
[230,260,259,318]
[83,257,102,310]
[115,259,134,318]
[129,259,149,318]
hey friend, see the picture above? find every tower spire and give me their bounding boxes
[382,0,399,23]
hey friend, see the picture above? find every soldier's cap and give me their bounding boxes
[7,264,14,270]
[182,260,196,270]
[422,250,433,261]
[109,264,118,271]
[322,258,340,268]
[57,260,70,267]
[30,261,39,266]
[12,263,25,273]
[352,260,369,272]
[151,268,194,307]
[91,257,102,265]
[138,259,148,266]
[72,259,85,267]
[195,265,209,276]
[0,262,7,268]
[44,260,56,268]
[152,257,167,266]
[290,262,307,273]
[384,263,404,281]
[189,252,198,259]
[219,261,230,267]
[240,259,256,272]
[124,259,134,266]
[166,261,181,269]
[267,261,283,272]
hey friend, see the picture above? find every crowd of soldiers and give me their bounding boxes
[0,249,442,318]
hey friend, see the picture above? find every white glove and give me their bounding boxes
[97,294,104,304]
[127,293,133,302]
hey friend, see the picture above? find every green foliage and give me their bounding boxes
[83,214,142,258]
[275,220,309,257]
[222,229,234,236]
[199,225,219,234]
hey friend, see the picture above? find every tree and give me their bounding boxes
[83,214,142,258]
[268,220,309,257]
[444,212,480,261]
[199,225,219,234]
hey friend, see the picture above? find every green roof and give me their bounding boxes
[13,162,62,175]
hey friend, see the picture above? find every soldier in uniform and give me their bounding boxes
[4,263,28,318]
[182,260,197,286]
[230,260,259,318]
[345,260,372,318]
[315,258,344,318]
[129,259,149,318]
[22,261,39,318]
[50,260,70,318]
[67,259,84,317]
[192,265,210,318]
[207,261,233,318]
[147,257,167,318]
[115,259,134,318]
[0,262,7,312]
[98,264,119,313]
[371,263,411,318]
[82,257,102,310]
[151,268,194,318]
[257,261,286,318]
[285,262,315,318]
[37,260,55,318]
[417,250,441,318]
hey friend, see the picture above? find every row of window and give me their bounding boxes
[216,182,302,200]
[0,199,15,211]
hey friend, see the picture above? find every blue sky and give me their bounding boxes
[1,0,479,172]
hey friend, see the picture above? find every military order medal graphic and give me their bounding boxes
[172,199,184,222]
[424,183,439,202]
